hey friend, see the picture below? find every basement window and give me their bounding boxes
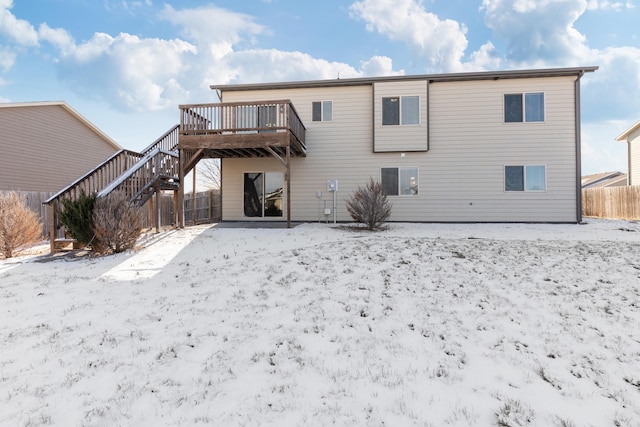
[381,167,419,196]
[505,165,546,191]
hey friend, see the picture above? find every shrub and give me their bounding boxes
[59,191,97,245]
[0,192,43,258]
[92,191,144,254]
[346,178,392,230]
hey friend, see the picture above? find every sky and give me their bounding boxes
[1,0,639,175]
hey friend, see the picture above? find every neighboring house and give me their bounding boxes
[581,171,628,189]
[0,101,121,192]
[177,66,597,224]
[615,121,640,186]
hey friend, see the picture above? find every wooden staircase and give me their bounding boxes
[44,125,181,252]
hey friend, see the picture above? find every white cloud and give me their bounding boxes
[158,4,266,52]
[587,0,635,10]
[360,56,404,76]
[31,4,404,112]
[55,32,197,111]
[349,0,469,72]
[38,23,74,54]
[463,41,503,71]
[0,0,38,46]
[0,46,16,71]
[481,0,590,64]
[222,49,389,85]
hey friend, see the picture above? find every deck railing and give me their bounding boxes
[179,100,306,150]
[97,148,179,205]
[44,125,180,205]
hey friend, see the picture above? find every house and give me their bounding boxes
[0,101,121,193]
[615,121,640,186]
[177,66,598,225]
[581,171,628,189]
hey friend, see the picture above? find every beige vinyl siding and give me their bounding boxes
[222,85,430,222]
[373,80,428,152]
[0,105,118,192]
[220,75,579,223]
[222,85,374,222]
[628,129,640,186]
[426,76,578,222]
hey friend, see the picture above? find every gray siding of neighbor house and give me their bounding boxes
[0,104,119,192]
[220,75,580,223]
[628,129,640,186]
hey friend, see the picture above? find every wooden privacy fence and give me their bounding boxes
[582,185,640,220]
[1,189,220,243]
[146,190,221,228]
[184,190,221,224]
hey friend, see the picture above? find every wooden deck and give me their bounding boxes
[178,100,306,158]
[177,100,307,228]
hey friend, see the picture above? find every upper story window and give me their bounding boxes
[505,165,546,191]
[504,92,544,123]
[382,96,419,126]
[381,167,419,196]
[312,101,332,122]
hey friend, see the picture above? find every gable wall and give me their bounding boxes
[0,105,118,192]
[220,75,580,222]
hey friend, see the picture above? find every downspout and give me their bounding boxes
[575,72,584,223]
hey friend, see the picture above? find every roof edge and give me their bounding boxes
[210,66,599,92]
[615,120,640,142]
[0,101,122,150]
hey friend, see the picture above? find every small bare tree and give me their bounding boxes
[346,178,392,230]
[92,191,144,254]
[0,192,43,258]
[199,159,221,189]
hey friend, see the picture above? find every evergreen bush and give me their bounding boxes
[346,178,392,230]
[59,191,97,245]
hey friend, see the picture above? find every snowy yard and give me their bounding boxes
[1,219,639,426]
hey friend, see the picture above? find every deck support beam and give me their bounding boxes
[178,150,184,228]
[286,145,291,229]
[48,202,56,253]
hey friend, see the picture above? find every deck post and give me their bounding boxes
[48,202,56,253]
[177,148,184,228]
[154,183,160,233]
[192,163,197,225]
[286,145,291,229]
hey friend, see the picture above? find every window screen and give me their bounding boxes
[401,96,419,125]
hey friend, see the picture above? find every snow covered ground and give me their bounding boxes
[1,219,639,426]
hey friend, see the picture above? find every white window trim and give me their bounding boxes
[312,100,333,122]
[503,91,546,124]
[503,164,547,192]
[382,95,420,126]
[381,166,420,197]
